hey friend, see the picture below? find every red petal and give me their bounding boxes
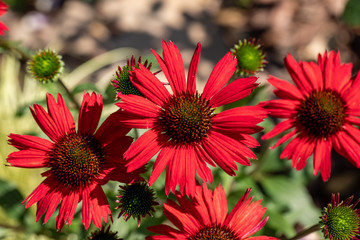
[149,144,174,186]
[187,43,201,94]
[161,40,187,96]
[7,149,47,168]
[212,106,266,134]
[30,104,63,142]
[202,52,236,101]
[82,187,91,229]
[261,119,295,140]
[78,92,103,135]
[46,94,75,137]
[284,54,312,93]
[267,75,303,100]
[209,77,258,107]
[116,94,160,117]
[125,130,166,172]
[213,185,228,224]
[8,133,53,151]
[131,64,171,106]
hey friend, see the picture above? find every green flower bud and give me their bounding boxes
[231,38,267,76]
[321,193,360,240]
[27,49,64,83]
[87,225,122,240]
[116,181,158,227]
[111,56,152,100]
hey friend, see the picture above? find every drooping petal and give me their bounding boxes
[82,186,92,229]
[57,187,79,227]
[89,184,111,229]
[149,144,174,186]
[23,175,54,208]
[78,92,103,135]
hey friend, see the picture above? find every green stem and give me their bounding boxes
[283,223,321,240]
[0,223,26,232]
[58,78,81,110]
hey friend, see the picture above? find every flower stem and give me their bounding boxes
[283,223,321,240]
[57,78,81,110]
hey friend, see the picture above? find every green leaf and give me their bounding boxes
[0,178,26,221]
[265,204,297,237]
[261,175,320,237]
[102,83,117,105]
[341,0,360,27]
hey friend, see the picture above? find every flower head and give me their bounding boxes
[261,51,360,181]
[231,38,267,76]
[0,1,8,35]
[27,49,64,83]
[88,225,122,240]
[321,193,360,240]
[116,181,158,227]
[146,183,277,240]
[7,92,144,231]
[113,40,267,196]
[111,56,152,100]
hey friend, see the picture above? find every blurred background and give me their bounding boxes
[1,0,360,239]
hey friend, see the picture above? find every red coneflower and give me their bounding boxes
[0,1,8,35]
[261,51,360,181]
[146,183,277,240]
[114,40,267,196]
[7,92,144,231]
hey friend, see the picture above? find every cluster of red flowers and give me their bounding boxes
[5,36,360,238]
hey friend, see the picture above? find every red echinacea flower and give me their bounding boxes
[261,51,360,181]
[146,183,277,240]
[114,40,267,196]
[0,1,8,35]
[7,92,144,231]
